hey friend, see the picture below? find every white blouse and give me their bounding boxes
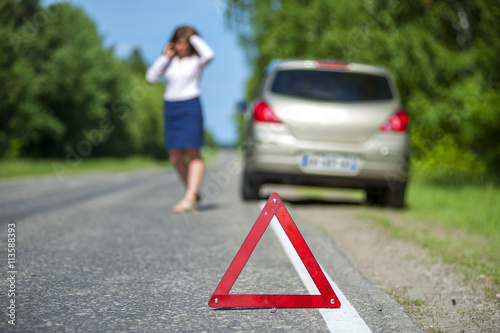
[146,35,214,101]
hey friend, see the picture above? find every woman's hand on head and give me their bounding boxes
[163,42,175,58]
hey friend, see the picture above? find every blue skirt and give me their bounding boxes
[164,97,204,150]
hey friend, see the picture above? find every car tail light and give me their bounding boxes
[253,100,282,123]
[379,109,409,132]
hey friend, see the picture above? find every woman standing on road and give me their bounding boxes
[146,26,214,213]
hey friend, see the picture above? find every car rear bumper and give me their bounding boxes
[245,137,411,184]
[246,171,401,190]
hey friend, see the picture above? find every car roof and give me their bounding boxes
[266,59,390,76]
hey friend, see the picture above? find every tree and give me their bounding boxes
[0,1,125,157]
[0,1,168,159]
[127,48,148,74]
[0,0,58,158]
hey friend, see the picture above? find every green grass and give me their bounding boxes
[407,176,499,237]
[0,156,170,180]
[301,186,365,201]
[360,174,500,291]
[0,147,218,180]
[406,176,499,284]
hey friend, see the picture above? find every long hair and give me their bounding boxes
[169,25,200,57]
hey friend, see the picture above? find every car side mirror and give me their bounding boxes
[236,100,247,113]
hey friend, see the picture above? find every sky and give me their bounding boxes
[41,0,250,146]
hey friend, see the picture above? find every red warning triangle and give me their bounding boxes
[208,192,341,308]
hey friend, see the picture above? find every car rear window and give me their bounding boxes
[270,70,393,102]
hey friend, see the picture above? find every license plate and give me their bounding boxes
[302,152,358,172]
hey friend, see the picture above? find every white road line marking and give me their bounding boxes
[262,202,372,333]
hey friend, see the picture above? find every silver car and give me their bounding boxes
[241,59,411,207]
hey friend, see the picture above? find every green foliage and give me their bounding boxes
[226,0,500,177]
[2,1,110,157]
[0,156,169,180]
[127,48,149,74]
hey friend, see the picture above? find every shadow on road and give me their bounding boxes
[285,198,364,206]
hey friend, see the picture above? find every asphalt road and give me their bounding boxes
[0,150,421,332]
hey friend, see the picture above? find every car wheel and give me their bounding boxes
[382,182,406,208]
[241,170,261,200]
[365,182,406,208]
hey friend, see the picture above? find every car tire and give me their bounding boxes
[241,170,261,200]
[366,182,406,208]
[382,181,406,208]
